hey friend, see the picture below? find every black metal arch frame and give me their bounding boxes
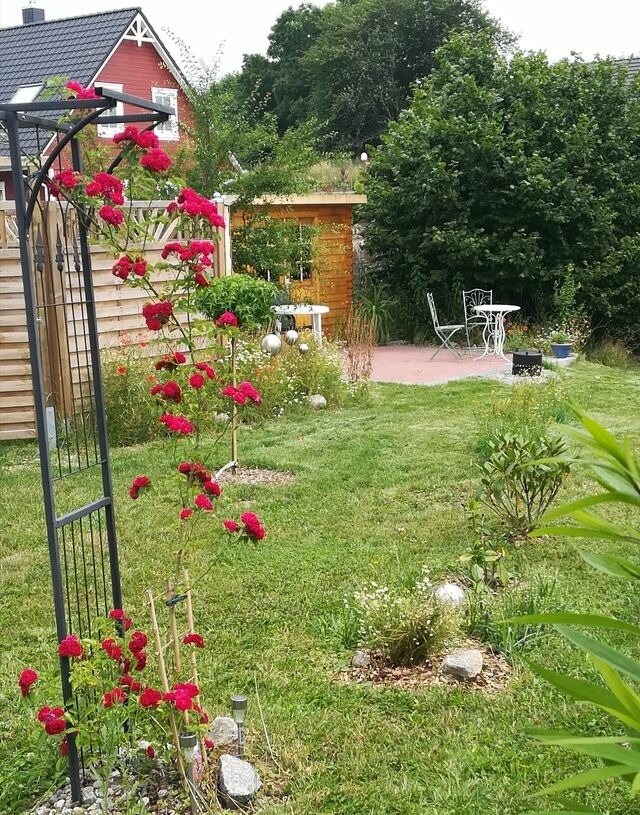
[0,88,173,802]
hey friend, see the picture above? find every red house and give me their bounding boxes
[0,6,191,200]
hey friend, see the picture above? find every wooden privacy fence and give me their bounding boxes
[0,201,225,441]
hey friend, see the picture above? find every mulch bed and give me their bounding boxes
[217,467,295,487]
[339,641,513,694]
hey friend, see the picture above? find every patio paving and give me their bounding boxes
[371,344,512,385]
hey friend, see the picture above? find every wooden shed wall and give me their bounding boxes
[231,203,354,336]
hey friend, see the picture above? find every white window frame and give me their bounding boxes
[151,87,179,141]
[97,82,124,138]
[0,181,6,202]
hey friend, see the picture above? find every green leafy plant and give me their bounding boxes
[195,273,279,329]
[349,569,458,666]
[509,407,640,812]
[477,433,571,539]
[549,331,571,344]
[587,339,633,369]
[460,503,509,588]
[466,575,559,659]
[355,283,395,345]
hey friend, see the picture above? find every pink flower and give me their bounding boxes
[139,687,163,708]
[241,511,266,541]
[180,508,193,521]
[65,81,99,100]
[159,413,194,435]
[18,669,38,697]
[189,373,205,389]
[203,480,221,497]
[238,381,262,405]
[224,520,240,533]
[195,361,215,380]
[129,475,150,500]
[195,494,213,511]
[215,311,238,328]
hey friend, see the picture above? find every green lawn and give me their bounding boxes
[2,361,640,814]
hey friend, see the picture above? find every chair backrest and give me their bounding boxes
[463,288,493,322]
[427,292,440,329]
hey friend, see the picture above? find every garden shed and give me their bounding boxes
[220,193,367,336]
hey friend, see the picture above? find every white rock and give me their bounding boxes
[209,716,238,746]
[54,801,66,811]
[433,583,466,607]
[218,754,261,809]
[309,394,327,410]
[351,649,371,668]
[81,787,95,805]
[441,649,484,679]
[37,806,49,815]
[157,789,168,799]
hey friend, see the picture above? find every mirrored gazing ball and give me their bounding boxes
[261,333,282,356]
[298,343,309,355]
[284,329,299,345]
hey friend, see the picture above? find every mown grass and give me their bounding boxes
[1,361,640,814]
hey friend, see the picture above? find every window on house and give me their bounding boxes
[96,83,124,138]
[151,87,179,140]
[295,224,314,281]
[0,182,6,201]
[10,84,43,104]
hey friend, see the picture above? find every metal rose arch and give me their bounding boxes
[0,87,173,800]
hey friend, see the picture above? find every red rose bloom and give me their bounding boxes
[109,607,133,631]
[160,413,194,435]
[175,682,199,698]
[120,675,142,692]
[155,351,187,371]
[172,188,226,227]
[146,745,155,759]
[195,361,215,380]
[128,631,148,655]
[134,651,147,671]
[44,717,66,735]
[49,168,81,197]
[173,689,193,711]
[194,271,209,287]
[204,738,215,750]
[113,126,160,149]
[65,81,99,100]
[98,205,124,226]
[224,520,240,533]
[215,311,238,328]
[238,381,262,405]
[38,706,64,722]
[58,634,82,658]
[140,148,172,172]
[18,669,38,697]
[203,480,221,497]
[189,373,205,390]
[142,300,173,331]
[128,475,150,500]
[195,494,213,511]
[241,511,266,541]
[151,380,182,404]
[132,257,147,277]
[101,638,123,661]
[182,633,205,648]
[178,461,211,483]
[139,687,163,708]
[180,508,193,521]
[60,737,69,757]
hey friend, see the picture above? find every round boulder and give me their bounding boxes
[433,583,466,607]
[309,394,327,410]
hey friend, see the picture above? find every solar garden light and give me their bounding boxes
[179,731,199,815]
[231,694,248,759]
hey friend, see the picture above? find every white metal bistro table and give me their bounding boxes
[272,304,330,345]
[473,304,520,361]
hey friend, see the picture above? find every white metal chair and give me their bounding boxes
[463,288,493,349]
[427,292,465,360]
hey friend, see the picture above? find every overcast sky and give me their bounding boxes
[0,0,639,76]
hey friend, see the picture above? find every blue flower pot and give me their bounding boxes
[550,343,572,359]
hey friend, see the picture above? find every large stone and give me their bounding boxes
[209,716,238,746]
[309,394,327,410]
[218,754,261,809]
[351,649,371,668]
[433,583,466,607]
[441,649,484,679]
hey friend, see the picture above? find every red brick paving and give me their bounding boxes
[371,345,511,385]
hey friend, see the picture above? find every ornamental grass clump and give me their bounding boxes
[351,571,458,666]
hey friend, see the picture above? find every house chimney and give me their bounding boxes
[22,3,45,25]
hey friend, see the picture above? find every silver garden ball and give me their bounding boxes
[284,329,299,345]
[298,342,309,355]
[261,333,282,356]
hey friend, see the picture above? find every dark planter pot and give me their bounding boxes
[550,343,572,359]
[512,349,543,377]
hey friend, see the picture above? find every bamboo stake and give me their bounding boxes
[231,336,238,474]
[146,589,183,767]
[166,581,189,730]
[184,569,208,765]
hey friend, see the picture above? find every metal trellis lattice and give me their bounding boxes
[0,87,173,802]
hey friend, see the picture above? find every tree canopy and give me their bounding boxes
[234,0,507,152]
[363,33,640,342]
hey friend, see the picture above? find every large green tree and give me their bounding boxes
[364,33,640,343]
[234,0,506,152]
